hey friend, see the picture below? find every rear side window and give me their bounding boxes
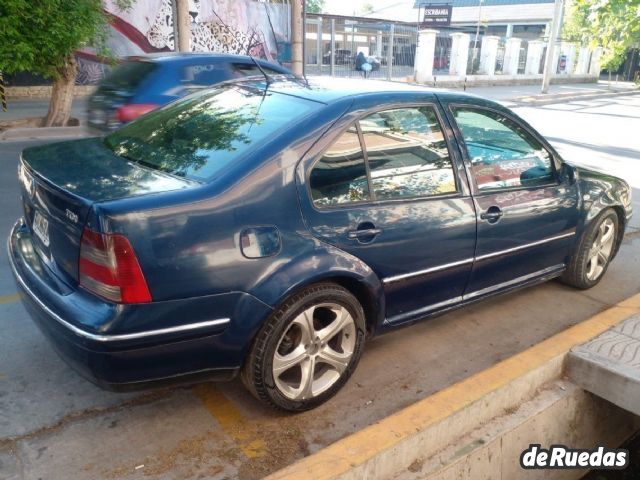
[101,61,156,91]
[310,125,370,206]
[360,107,456,200]
[452,107,555,190]
[309,106,456,207]
[231,63,284,78]
[182,64,223,86]
[104,85,320,182]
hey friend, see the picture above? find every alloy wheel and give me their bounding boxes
[272,303,356,401]
[585,217,615,281]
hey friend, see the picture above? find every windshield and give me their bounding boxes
[104,85,320,182]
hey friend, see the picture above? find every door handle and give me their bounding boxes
[347,228,382,240]
[480,206,503,224]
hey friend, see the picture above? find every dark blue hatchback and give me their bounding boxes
[9,77,632,411]
[87,52,293,131]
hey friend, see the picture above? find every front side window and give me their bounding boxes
[452,107,555,190]
[360,107,456,200]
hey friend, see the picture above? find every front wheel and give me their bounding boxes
[241,283,366,411]
[562,208,619,289]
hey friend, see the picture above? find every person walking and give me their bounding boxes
[355,52,371,78]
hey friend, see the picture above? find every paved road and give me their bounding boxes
[1,95,639,480]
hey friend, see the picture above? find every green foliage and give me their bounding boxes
[0,0,132,79]
[361,2,375,15]
[564,0,640,71]
[306,0,325,14]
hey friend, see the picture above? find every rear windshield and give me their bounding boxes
[101,60,156,90]
[104,85,320,182]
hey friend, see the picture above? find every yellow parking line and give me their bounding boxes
[193,384,266,459]
[0,293,20,305]
[266,291,640,480]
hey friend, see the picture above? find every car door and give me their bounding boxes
[298,103,477,324]
[446,103,579,298]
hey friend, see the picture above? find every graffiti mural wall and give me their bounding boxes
[75,0,292,84]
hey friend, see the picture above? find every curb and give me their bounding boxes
[0,126,94,142]
[510,88,640,106]
[266,291,640,480]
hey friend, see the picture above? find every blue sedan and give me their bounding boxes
[9,78,632,411]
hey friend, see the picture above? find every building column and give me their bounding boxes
[563,43,577,74]
[316,17,323,68]
[449,32,470,76]
[575,46,591,75]
[376,31,383,57]
[479,35,500,75]
[506,23,513,38]
[551,42,562,74]
[502,37,522,75]
[589,46,603,76]
[414,29,438,83]
[525,40,544,74]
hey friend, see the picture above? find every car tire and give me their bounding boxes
[561,208,619,290]
[241,283,366,411]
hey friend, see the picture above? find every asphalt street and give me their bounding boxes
[0,93,639,480]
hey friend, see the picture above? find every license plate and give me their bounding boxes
[33,211,50,247]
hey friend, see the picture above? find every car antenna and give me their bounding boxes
[249,55,273,86]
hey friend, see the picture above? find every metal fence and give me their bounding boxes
[304,16,417,80]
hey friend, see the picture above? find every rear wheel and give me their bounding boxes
[241,283,366,411]
[562,209,619,289]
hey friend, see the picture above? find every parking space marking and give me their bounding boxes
[266,291,640,480]
[0,293,20,304]
[193,384,266,459]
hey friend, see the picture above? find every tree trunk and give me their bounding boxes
[44,55,77,127]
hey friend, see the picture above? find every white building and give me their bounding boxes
[357,0,555,39]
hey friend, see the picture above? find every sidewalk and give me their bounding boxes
[449,80,639,105]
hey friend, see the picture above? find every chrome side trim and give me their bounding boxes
[387,295,463,324]
[382,231,575,284]
[7,233,230,343]
[474,231,576,262]
[463,264,565,301]
[386,264,565,325]
[383,258,474,284]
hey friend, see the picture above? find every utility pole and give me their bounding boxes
[471,0,484,74]
[291,0,304,76]
[541,0,564,93]
[173,0,191,52]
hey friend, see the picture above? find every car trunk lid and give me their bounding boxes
[19,137,193,285]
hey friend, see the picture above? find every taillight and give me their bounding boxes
[79,227,151,304]
[116,103,158,123]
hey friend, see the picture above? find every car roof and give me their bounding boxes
[125,52,284,66]
[235,76,486,105]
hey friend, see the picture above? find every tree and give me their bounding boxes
[564,0,640,72]
[305,0,325,14]
[361,3,375,15]
[0,0,130,127]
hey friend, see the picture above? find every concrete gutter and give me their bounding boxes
[266,292,640,480]
[0,126,94,142]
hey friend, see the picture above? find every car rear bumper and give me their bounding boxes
[8,219,273,390]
